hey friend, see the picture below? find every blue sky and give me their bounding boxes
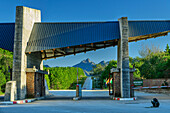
[0,0,170,67]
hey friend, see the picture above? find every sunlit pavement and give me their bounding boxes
[1,90,170,113]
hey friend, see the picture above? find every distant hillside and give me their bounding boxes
[72,58,109,72]
[44,65,50,68]
[98,61,109,67]
[73,58,96,72]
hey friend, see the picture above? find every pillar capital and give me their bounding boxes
[118,17,128,20]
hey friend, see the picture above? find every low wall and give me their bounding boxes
[143,79,170,87]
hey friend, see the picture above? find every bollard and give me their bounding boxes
[76,85,79,97]
[79,84,82,98]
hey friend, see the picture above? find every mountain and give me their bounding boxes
[73,58,96,72]
[98,61,109,67]
[44,65,50,67]
[72,58,109,72]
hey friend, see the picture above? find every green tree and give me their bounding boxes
[136,44,170,79]
[0,70,6,92]
[165,44,170,54]
[45,74,50,89]
[101,60,117,82]
[92,64,104,75]
[44,67,86,90]
[0,48,13,93]
[130,57,144,79]
[139,51,169,79]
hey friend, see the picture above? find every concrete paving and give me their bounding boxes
[82,77,92,90]
[0,91,170,113]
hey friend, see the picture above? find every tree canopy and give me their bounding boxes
[44,67,86,89]
[0,48,13,93]
[91,44,170,89]
[138,44,170,79]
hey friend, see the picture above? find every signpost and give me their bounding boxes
[133,80,143,86]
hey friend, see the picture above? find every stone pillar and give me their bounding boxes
[12,6,41,100]
[117,17,130,98]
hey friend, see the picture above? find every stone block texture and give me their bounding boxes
[113,72,121,97]
[35,73,45,97]
[117,17,130,98]
[26,72,45,98]
[112,71,134,97]
[26,72,35,98]
[143,79,170,87]
[4,81,17,101]
[12,6,41,100]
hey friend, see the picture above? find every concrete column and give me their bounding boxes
[12,6,41,100]
[117,17,130,98]
[27,52,43,70]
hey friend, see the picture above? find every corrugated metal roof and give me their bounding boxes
[26,22,120,52]
[128,21,170,37]
[1,21,170,53]
[0,23,15,51]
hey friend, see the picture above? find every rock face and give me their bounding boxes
[44,65,50,68]
[73,58,109,72]
[73,58,96,72]
[98,61,109,67]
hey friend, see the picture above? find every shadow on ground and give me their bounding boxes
[44,96,111,100]
[0,96,4,101]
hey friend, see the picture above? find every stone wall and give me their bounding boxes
[113,71,134,97]
[26,72,35,98]
[35,73,45,97]
[26,72,45,98]
[143,79,170,87]
[113,72,121,97]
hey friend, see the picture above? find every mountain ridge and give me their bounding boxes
[72,58,109,72]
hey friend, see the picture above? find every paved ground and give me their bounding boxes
[82,77,93,90]
[51,90,109,97]
[1,90,170,113]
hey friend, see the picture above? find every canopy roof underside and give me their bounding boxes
[0,21,170,59]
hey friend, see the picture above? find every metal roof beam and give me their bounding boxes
[128,31,170,42]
